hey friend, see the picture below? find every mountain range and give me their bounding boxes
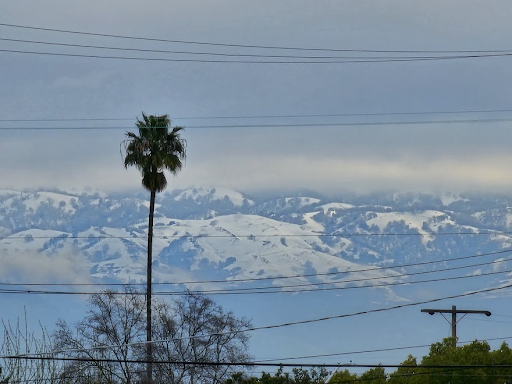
[1,187,511,296]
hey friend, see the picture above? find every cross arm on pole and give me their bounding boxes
[421,305,491,347]
[421,309,491,316]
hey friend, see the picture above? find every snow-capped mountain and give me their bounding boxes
[1,188,511,293]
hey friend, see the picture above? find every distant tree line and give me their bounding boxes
[224,338,512,384]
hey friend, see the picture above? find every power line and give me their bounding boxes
[254,335,512,362]
[34,256,512,293]
[6,285,510,363]
[0,248,509,287]
[11,332,512,373]
[2,117,512,130]
[2,230,510,240]
[422,305,492,348]
[229,283,512,332]
[6,362,508,383]
[0,282,510,334]
[7,355,512,370]
[2,48,512,64]
[3,108,512,122]
[176,267,512,295]
[5,37,507,61]
[0,267,507,296]
[15,336,511,375]
[0,22,510,54]
[4,253,508,289]
[9,367,512,384]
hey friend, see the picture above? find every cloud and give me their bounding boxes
[172,154,512,194]
[492,258,508,272]
[2,1,512,196]
[4,126,512,195]
[0,246,91,285]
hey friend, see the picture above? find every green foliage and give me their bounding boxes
[388,355,422,384]
[329,369,358,382]
[389,338,512,384]
[224,367,330,384]
[229,338,512,384]
[359,367,387,384]
[123,112,186,193]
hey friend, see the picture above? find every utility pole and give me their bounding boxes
[421,305,491,348]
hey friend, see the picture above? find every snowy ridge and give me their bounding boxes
[173,187,254,207]
[1,188,512,291]
[1,191,78,214]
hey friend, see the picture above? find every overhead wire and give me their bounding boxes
[0,283,509,338]
[0,267,508,296]
[4,370,511,384]
[0,253,509,295]
[3,108,512,122]
[8,338,512,383]
[0,22,510,370]
[0,247,509,287]
[2,23,511,377]
[7,356,512,370]
[4,37,509,61]
[4,283,512,362]
[0,287,510,378]
[176,282,512,332]
[2,117,512,129]
[2,48,512,64]
[0,247,509,288]
[0,22,510,54]
[180,267,512,295]
[254,335,512,362]
[12,335,512,371]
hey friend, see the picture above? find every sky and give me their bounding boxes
[2,1,512,195]
[4,1,512,374]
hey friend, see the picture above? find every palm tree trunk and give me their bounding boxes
[146,189,156,384]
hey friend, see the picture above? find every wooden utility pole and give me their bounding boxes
[421,305,491,347]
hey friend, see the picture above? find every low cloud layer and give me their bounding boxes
[0,247,91,285]
[1,1,512,195]
[2,122,512,195]
[3,147,512,195]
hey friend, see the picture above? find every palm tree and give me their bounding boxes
[122,113,186,383]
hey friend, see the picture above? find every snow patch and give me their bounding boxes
[319,202,355,215]
[283,197,321,208]
[174,187,254,207]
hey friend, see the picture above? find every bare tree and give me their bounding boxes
[53,289,252,384]
[54,287,146,384]
[0,312,60,384]
[152,292,252,384]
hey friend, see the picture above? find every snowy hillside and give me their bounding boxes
[1,188,511,293]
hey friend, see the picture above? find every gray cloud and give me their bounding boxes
[1,1,512,194]
[0,247,91,284]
